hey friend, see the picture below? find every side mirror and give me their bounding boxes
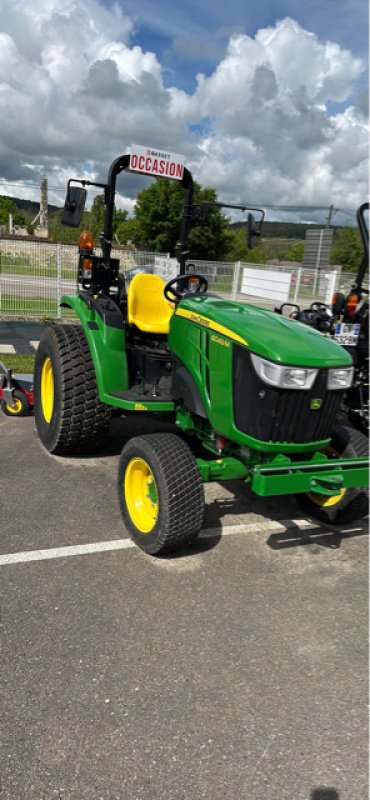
[247,212,262,249]
[61,186,87,227]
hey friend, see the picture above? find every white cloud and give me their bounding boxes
[0,2,367,217]
[180,19,367,209]
[256,18,363,102]
[96,43,162,84]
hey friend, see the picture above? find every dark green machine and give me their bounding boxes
[34,154,369,554]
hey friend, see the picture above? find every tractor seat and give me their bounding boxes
[127,273,174,334]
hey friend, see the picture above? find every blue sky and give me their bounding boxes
[0,0,368,220]
[117,0,368,96]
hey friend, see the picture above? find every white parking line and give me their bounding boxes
[0,518,323,566]
[0,344,16,353]
[0,538,135,565]
[29,341,40,351]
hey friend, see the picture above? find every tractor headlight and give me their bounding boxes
[327,367,354,390]
[251,354,318,390]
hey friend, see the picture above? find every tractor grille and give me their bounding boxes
[233,346,343,444]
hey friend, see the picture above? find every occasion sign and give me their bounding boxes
[129,145,185,180]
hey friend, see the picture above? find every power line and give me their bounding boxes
[335,207,357,219]
[0,180,95,194]
[0,180,361,216]
[250,203,355,214]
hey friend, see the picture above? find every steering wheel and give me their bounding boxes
[277,303,300,318]
[310,302,331,317]
[310,302,332,331]
[298,309,317,326]
[164,274,208,303]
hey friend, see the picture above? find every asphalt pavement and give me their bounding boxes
[1,412,368,800]
[0,319,43,354]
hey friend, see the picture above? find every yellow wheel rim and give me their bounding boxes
[6,398,22,414]
[307,487,347,508]
[41,356,54,423]
[124,457,158,534]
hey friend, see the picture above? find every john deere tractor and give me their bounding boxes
[34,151,369,554]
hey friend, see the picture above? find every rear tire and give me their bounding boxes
[118,433,205,555]
[34,324,111,454]
[1,390,30,417]
[297,425,368,525]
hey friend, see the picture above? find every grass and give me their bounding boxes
[1,295,75,318]
[1,296,57,314]
[0,263,76,278]
[0,354,35,372]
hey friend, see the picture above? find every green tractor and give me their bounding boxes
[34,151,369,555]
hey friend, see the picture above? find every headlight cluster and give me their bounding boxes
[327,367,354,389]
[251,354,353,391]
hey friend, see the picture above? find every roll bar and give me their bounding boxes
[62,154,194,276]
[353,202,369,293]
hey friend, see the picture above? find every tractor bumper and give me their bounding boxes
[195,454,369,498]
[251,457,369,497]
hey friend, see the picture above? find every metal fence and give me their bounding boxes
[0,236,346,319]
[190,259,341,309]
[0,239,164,319]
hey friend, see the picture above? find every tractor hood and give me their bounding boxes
[174,295,352,368]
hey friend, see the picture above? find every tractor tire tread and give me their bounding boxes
[35,324,111,454]
[119,433,204,554]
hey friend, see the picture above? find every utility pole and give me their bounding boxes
[31,177,49,237]
[325,204,336,228]
[40,177,48,236]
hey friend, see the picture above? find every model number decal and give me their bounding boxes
[175,307,249,346]
[211,334,230,348]
[189,312,210,327]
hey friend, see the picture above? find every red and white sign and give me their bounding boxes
[129,145,185,180]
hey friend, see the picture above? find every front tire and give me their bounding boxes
[118,433,205,555]
[34,324,112,454]
[297,425,368,525]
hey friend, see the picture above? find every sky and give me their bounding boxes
[0,0,368,223]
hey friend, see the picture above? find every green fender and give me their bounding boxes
[61,295,129,399]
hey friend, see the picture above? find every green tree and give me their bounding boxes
[115,217,140,245]
[48,195,129,243]
[224,227,266,263]
[330,227,364,272]
[88,194,105,238]
[88,194,128,239]
[282,242,304,262]
[133,180,230,259]
[188,187,230,260]
[0,196,26,227]
[48,209,88,242]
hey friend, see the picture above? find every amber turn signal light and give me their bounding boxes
[78,230,94,251]
[345,293,359,317]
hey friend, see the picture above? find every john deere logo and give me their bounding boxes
[310,398,322,410]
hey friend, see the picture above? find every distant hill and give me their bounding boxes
[4,194,342,240]
[230,220,342,240]
[1,195,60,219]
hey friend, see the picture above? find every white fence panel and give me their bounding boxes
[185,260,236,297]
[241,267,291,302]
[154,256,178,282]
